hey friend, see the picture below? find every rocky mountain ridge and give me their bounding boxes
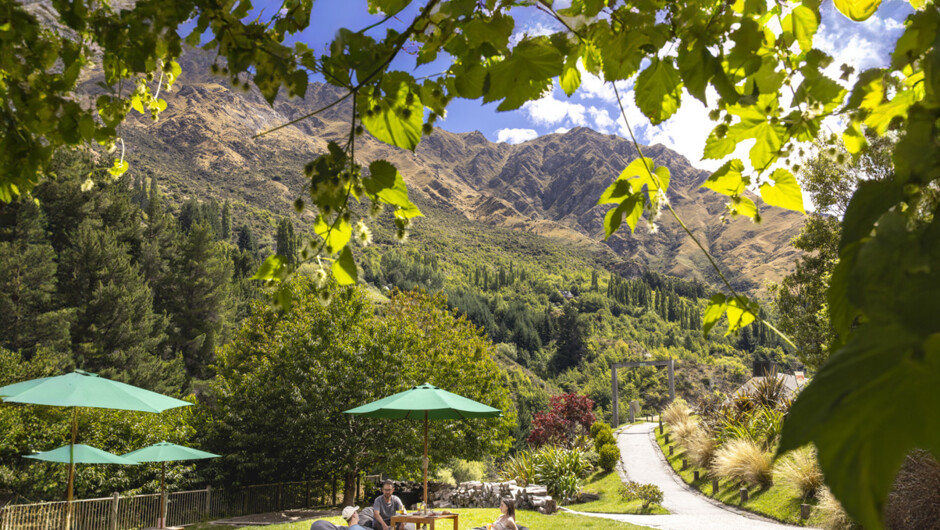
[116,49,803,292]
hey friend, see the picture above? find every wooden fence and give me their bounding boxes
[0,480,339,530]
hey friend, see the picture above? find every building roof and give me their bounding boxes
[731,372,807,400]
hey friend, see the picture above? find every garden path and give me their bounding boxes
[564,422,815,530]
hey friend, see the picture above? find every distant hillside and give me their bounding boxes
[113,48,803,293]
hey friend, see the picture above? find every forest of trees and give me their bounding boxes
[0,151,796,503]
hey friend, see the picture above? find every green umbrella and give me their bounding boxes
[25,444,139,465]
[123,442,219,529]
[0,370,191,530]
[345,383,501,510]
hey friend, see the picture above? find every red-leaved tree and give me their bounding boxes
[526,393,596,448]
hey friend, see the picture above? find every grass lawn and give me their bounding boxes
[186,508,654,529]
[655,426,827,526]
[571,470,668,514]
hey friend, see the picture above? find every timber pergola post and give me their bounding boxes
[611,359,675,428]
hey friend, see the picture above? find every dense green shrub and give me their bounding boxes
[498,451,536,487]
[598,443,620,472]
[532,446,589,504]
[593,428,615,452]
[619,481,664,510]
[590,421,611,439]
[452,459,486,483]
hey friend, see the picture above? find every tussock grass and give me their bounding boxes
[670,417,699,446]
[817,487,854,530]
[774,445,823,499]
[682,425,716,469]
[710,438,773,488]
[662,399,691,428]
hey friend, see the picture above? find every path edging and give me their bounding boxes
[647,424,809,527]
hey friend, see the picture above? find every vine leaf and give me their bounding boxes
[778,323,939,530]
[702,293,757,337]
[702,294,728,337]
[366,160,421,214]
[782,5,819,53]
[332,246,358,285]
[367,0,411,16]
[724,296,756,335]
[833,0,883,21]
[760,168,804,213]
[560,56,581,97]
[702,159,746,196]
[634,57,683,125]
[314,215,352,255]
[252,254,289,281]
[360,74,424,151]
[602,193,644,238]
[485,37,563,111]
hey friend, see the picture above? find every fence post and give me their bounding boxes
[110,492,120,530]
[205,486,212,522]
[243,489,249,516]
[331,474,337,505]
[305,482,310,508]
[356,475,361,505]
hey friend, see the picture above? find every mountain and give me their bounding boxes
[116,48,803,293]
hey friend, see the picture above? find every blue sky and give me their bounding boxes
[245,0,913,170]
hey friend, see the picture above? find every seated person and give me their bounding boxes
[473,498,521,530]
[342,505,371,530]
[372,480,406,530]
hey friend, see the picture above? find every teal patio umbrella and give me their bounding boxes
[25,444,139,465]
[0,370,191,529]
[123,442,220,529]
[345,383,501,510]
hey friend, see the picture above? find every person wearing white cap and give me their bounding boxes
[342,505,370,530]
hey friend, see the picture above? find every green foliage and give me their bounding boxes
[498,450,537,487]
[451,459,486,484]
[0,348,199,500]
[532,445,590,504]
[598,443,620,473]
[618,481,663,511]
[205,282,513,491]
[590,421,611,439]
[7,0,940,522]
[594,429,615,453]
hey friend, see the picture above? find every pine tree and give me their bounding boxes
[221,200,232,241]
[236,224,259,256]
[168,221,234,379]
[0,201,71,357]
[59,220,181,392]
[179,198,200,233]
[276,217,298,265]
[140,178,181,319]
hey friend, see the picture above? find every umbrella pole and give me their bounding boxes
[423,411,428,511]
[66,408,78,530]
[160,462,167,529]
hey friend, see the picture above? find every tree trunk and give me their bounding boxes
[341,471,358,507]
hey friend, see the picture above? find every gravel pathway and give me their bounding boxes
[564,422,814,530]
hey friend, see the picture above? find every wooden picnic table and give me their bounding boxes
[390,511,458,530]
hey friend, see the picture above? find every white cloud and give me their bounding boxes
[555,127,570,134]
[522,93,588,127]
[575,65,633,103]
[496,128,539,144]
[589,107,615,133]
[509,22,558,47]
